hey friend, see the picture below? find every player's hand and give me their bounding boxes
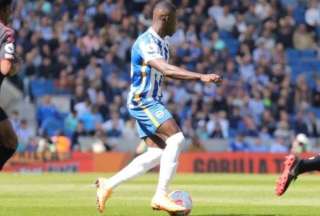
[200,74,222,84]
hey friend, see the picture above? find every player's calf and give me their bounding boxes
[0,145,16,170]
[0,118,18,170]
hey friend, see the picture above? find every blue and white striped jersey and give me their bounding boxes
[127,27,170,108]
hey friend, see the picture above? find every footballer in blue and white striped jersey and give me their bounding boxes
[96,2,222,213]
[127,27,173,138]
[128,27,170,108]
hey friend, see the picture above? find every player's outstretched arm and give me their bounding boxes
[149,58,222,83]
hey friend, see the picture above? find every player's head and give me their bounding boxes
[0,0,12,23]
[152,0,176,37]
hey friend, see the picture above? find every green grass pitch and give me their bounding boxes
[0,173,319,216]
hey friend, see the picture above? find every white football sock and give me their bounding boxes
[105,147,163,189]
[156,132,185,197]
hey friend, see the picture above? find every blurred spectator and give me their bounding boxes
[274,120,292,140]
[312,78,320,107]
[229,134,249,152]
[248,139,269,152]
[102,112,124,138]
[95,125,112,151]
[293,24,316,50]
[277,16,294,48]
[36,96,60,127]
[64,110,79,137]
[294,111,309,135]
[52,132,71,160]
[261,110,276,135]
[208,0,223,22]
[239,115,259,137]
[211,31,225,51]
[9,110,20,133]
[238,55,256,84]
[74,99,91,117]
[78,106,103,134]
[17,119,35,151]
[93,3,108,29]
[305,0,320,28]
[216,5,236,32]
[270,135,289,153]
[229,106,241,133]
[25,138,39,160]
[244,5,260,27]
[72,122,89,149]
[248,92,265,123]
[306,112,320,137]
[207,111,229,138]
[253,40,272,64]
[182,118,196,139]
[196,120,209,140]
[37,135,54,161]
[295,75,311,109]
[254,0,272,21]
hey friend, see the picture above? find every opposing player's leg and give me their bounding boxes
[296,155,320,173]
[276,154,320,196]
[0,108,18,170]
[151,118,186,212]
[275,155,300,196]
[96,135,165,213]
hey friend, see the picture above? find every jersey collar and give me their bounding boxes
[148,27,165,42]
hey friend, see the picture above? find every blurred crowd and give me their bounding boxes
[8,0,320,154]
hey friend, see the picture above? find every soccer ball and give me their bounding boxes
[168,190,192,216]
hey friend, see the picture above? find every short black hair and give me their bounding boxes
[153,0,176,13]
[0,0,12,7]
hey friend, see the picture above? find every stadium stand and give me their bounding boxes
[6,0,320,153]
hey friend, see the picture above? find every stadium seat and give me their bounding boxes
[315,61,320,71]
[219,31,234,40]
[224,39,239,56]
[30,79,55,97]
[286,49,300,60]
[30,79,71,98]
[300,50,317,58]
[317,27,320,38]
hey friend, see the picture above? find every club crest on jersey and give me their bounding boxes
[155,110,164,119]
[146,43,158,55]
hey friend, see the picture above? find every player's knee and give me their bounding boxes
[166,132,185,148]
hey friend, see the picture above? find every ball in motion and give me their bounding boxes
[168,190,192,216]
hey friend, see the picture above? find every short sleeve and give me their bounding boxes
[140,37,164,63]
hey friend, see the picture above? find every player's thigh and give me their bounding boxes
[129,101,176,139]
[144,134,166,149]
[156,118,181,140]
[0,118,18,149]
